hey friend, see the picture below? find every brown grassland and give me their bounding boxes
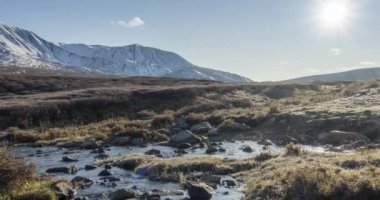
[0,74,379,199]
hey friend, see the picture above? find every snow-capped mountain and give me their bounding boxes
[0,22,252,82]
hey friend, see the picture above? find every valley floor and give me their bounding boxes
[0,74,379,199]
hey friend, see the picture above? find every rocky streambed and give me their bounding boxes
[13,141,325,200]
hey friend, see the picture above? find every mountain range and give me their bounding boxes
[0,22,252,82]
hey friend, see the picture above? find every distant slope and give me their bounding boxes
[0,22,252,82]
[291,67,380,82]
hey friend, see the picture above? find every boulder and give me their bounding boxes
[115,159,142,170]
[110,136,131,146]
[108,189,141,200]
[71,176,94,189]
[100,176,121,182]
[207,128,219,136]
[51,181,76,200]
[46,166,78,174]
[174,117,189,130]
[169,130,201,144]
[62,156,78,162]
[145,149,161,156]
[217,121,250,132]
[98,169,113,176]
[174,149,187,155]
[85,165,97,170]
[190,122,212,134]
[222,179,237,187]
[176,143,192,149]
[201,174,221,185]
[131,138,144,146]
[205,146,218,154]
[185,181,214,200]
[81,138,98,149]
[318,130,370,146]
[241,145,253,153]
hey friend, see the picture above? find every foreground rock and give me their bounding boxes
[205,146,218,154]
[98,169,113,176]
[190,122,212,133]
[131,137,145,146]
[174,117,189,130]
[176,143,192,149]
[240,145,253,153]
[85,164,97,170]
[201,175,222,188]
[71,176,94,189]
[144,149,161,156]
[222,179,237,187]
[62,156,78,162]
[110,136,131,146]
[108,189,141,200]
[169,130,201,144]
[318,130,370,146]
[185,181,214,200]
[51,181,76,200]
[81,138,99,149]
[46,166,78,174]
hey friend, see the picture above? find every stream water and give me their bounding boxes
[13,141,325,200]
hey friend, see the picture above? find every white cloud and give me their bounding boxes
[111,17,145,28]
[329,48,342,55]
[360,61,377,66]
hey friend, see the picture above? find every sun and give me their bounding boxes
[315,0,354,32]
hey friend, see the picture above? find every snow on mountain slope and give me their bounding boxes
[58,43,195,76]
[0,22,252,82]
[165,66,252,82]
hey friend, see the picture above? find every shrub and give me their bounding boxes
[284,144,303,156]
[116,127,149,138]
[268,105,280,115]
[13,189,56,200]
[254,153,276,162]
[217,119,250,132]
[247,164,380,200]
[4,127,40,143]
[186,113,207,126]
[151,113,174,128]
[284,166,380,200]
[0,148,36,192]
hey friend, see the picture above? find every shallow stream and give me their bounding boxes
[13,141,325,200]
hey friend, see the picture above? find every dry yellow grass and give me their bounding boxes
[241,148,380,200]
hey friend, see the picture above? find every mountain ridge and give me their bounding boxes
[0,22,252,82]
[289,67,380,82]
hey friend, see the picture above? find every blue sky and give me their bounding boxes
[1,0,379,80]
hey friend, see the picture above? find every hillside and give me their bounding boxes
[291,67,380,82]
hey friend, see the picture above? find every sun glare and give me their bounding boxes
[316,0,354,32]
